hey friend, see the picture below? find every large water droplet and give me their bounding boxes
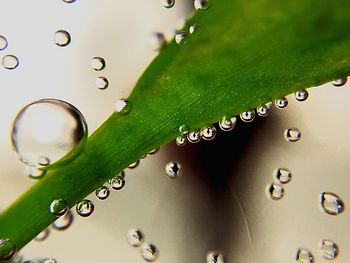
[115,98,131,114]
[54,30,71,47]
[320,240,338,260]
[11,99,88,168]
[332,77,347,87]
[127,228,144,247]
[165,161,182,179]
[149,32,166,52]
[34,229,50,242]
[206,251,225,263]
[200,125,217,140]
[294,89,309,102]
[296,248,313,263]
[2,55,19,70]
[76,199,94,217]
[90,57,106,71]
[175,31,189,45]
[273,168,292,184]
[95,76,109,90]
[256,102,272,117]
[187,130,201,143]
[161,0,175,8]
[95,186,110,200]
[110,175,125,190]
[176,135,187,146]
[194,0,211,10]
[50,199,68,217]
[218,116,237,131]
[240,110,255,122]
[189,23,200,34]
[266,183,285,200]
[284,128,301,142]
[52,210,73,230]
[275,97,288,109]
[320,192,345,215]
[141,243,159,262]
[0,238,16,261]
[0,35,8,50]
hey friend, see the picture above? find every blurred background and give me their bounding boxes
[0,0,349,262]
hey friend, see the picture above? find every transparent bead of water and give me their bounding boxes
[240,110,255,122]
[294,89,309,102]
[50,199,69,217]
[189,23,200,34]
[320,240,338,260]
[179,124,190,135]
[296,248,313,263]
[148,148,159,155]
[206,251,225,263]
[90,57,106,71]
[141,243,159,262]
[76,199,94,217]
[273,168,292,184]
[266,183,285,200]
[161,0,175,8]
[95,76,109,90]
[2,55,19,70]
[320,192,345,215]
[256,102,272,117]
[41,258,57,263]
[110,176,125,190]
[332,77,347,87]
[0,238,16,261]
[149,32,166,52]
[176,135,187,146]
[175,31,189,45]
[54,30,71,47]
[52,210,73,230]
[194,0,211,10]
[0,35,8,50]
[165,161,182,179]
[11,99,88,168]
[128,160,140,169]
[284,128,301,142]
[218,116,237,131]
[275,97,288,109]
[34,228,50,241]
[115,98,131,114]
[200,125,217,140]
[127,228,144,247]
[24,166,46,179]
[187,130,201,143]
[95,186,110,200]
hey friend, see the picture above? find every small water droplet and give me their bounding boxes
[63,0,76,3]
[95,186,110,200]
[200,125,217,140]
[11,99,88,168]
[176,135,187,146]
[206,251,225,263]
[115,98,131,114]
[284,128,301,142]
[294,89,309,102]
[320,240,338,260]
[127,228,144,247]
[218,116,237,131]
[187,130,201,143]
[128,160,140,169]
[320,192,345,215]
[90,57,106,71]
[54,30,71,47]
[175,31,189,45]
[24,166,46,179]
[275,97,288,109]
[76,199,94,217]
[256,102,272,117]
[110,175,125,190]
[34,229,50,242]
[95,76,109,90]
[273,168,292,184]
[165,161,182,179]
[148,148,159,155]
[149,32,166,52]
[0,238,16,261]
[332,77,347,87]
[52,210,73,230]
[41,258,57,263]
[194,0,211,10]
[240,110,255,122]
[179,124,190,134]
[296,248,313,263]
[189,23,200,34]
[0,35,8,50]
[50,199,68,217]
[2,55,19,70]
[266,183,285,200]
[141,243,159,262]
[161,0,175,8]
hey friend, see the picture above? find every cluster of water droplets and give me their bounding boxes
[127,228,159,261]
[266,168,292,200]
[0,35,20,70]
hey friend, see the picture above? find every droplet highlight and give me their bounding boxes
[76,199,94,217]
[2,55,19,70]
[320,240,338,260]
[95,186,110,200]
[189,23,200,34]
[141,243,159,262]
[187,130,201,143]
[54,30,71,47]
[200,125,217,141]
[175,31,189,45]
[240,110,255,122]
[176,135,187,146]
[257,102,272,117]
[320,192,345,215]
[273,168,292,184]
[165,161,182,179]
[110,175,125,190]
[296,248,313,263]
[50,199,68,217]
[161,0,175,8]
[294,89,309,102]
[95,76,109,90]
[194,0,211,10]
[115,99,131,114]
[275,97,288,109]
[127,228,144,247]
[266,183,285,200]
[90,57,106,71]
[218,116,237,131]
[284,128,301,142]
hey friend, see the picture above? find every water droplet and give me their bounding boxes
[41,258,57,263]
[90,57,106,71]
[148,148,159,155]
[141,243,159,262]
[284,128,301,142]
[175,31,189,45]
[34,229,50,242]
[176,135,187,146]
[63,0,76,3]
[165,161,182,179]
[127,228,144,247]
[54,30,71,47]
[52,210,73,230]
[50,199,68,217]
[0,238,16,261]
[95,76,109,90]
[187,130,201,143]
[332,77,347,87]
[189,23,200,34]
[266,183,285,200]
[294,89,309,102]
[149,32,166,52]
[110,176,125,190]
[95,186,110,200]
[240,110,256,122]
[128,160,140,169]
[115,98,131,114]
[179,124,190,134]
[11,99,88,168]
[275,97,288,109]
[218,116,237,131]
[2,55,19,70]
[161,0,175,8]
[194,0,211,10]
[320,192,345,215]
[273,168,292,184]
[320,240,338,260]
[0,35,8,50]
[76,199,94,217]
[296,248,313,263]
[257,102,272,117]
[200,125,217,140]
[206,251,225,263]
[24,166,46,179]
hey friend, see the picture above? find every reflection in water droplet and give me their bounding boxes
[95,186,110,200]
[296,248,313,263]
[194,0,211,10]
[179,124,190,135]
[54,30,71,47]
[11,99,88,168]
[165,161,182,179]
[284,128,301,142]
[200,125,217,140]
[257,102,272,117]
[90,57,106,71]
[149,32,166,52]
[34,229,50,242]
[24,166,46,179]
[320,240,338,260]
[52,210,73,230]
[128,160,140,169]
[95,76,109,90]
[176,135,187,146]
[273,168,292,184]
[189,23,200,34]
[127,228,144,247]
[50,199,68,217]
[219,116,237,131]
[110,176,125,190]
[266,183,285,200]
[294,89,309,102]
[2,55,19,70]
[187,130,201,143]
[0,35,8,50]
[141,243,159,262]
[206,251,225,263]
[240,110,255,122]
[76,199,94,217]
[320,192,345,215]
[0,238,16,261]
[175,31,189,45]
[115,99,131,114]
[161,0,175,8]
[332,77,347,87]
[275,97,288,109]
